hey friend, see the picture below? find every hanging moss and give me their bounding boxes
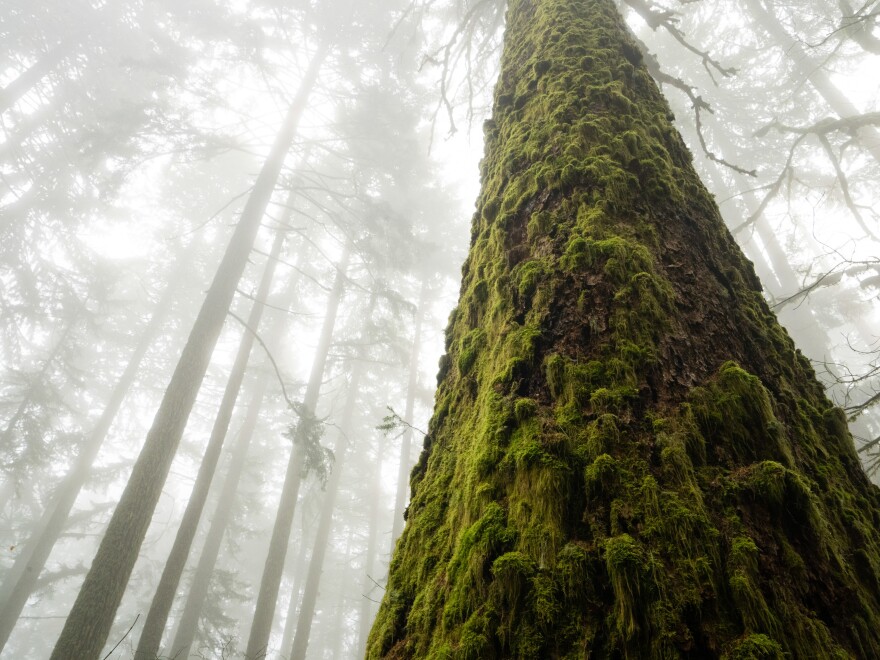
[367,0,880,657]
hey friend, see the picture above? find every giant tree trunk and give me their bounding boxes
[0,256,186,653]
[134,228,287,659]
[367,1,880,658]
[244,247,349,660]
[49,45,328,660]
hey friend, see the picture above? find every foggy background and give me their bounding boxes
[0,0,878,658]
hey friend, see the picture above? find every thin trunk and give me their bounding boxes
[245,247,349,660]
[134,229,287,659]
[743,0,880,164]
[165,381,267,660]
[330,530,355,660]
[0,259,185,652]
[355,425,386,656]
[49,45,328,660]
[289,332,369,660]
[277,513,313,658]
[390,284,427,544]
[165,257,305,660]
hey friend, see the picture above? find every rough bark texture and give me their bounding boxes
[367,1,880,658]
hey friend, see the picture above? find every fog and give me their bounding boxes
[0,0,878,658]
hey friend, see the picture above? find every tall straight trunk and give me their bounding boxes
[368,1,880,657]
[245,247,349,660]
[355,421,387,656]
[49,46,328,660]
[165,254,305,660]
[743,0,880,164]
[134,229,287,659]
[166,380,268,660]
[330,529,356,660]
[390,284,427,544]
[289,306,372,660]
[277,518,312,657]
[0,257,186,653]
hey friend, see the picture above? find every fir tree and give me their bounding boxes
[368,0,880,657]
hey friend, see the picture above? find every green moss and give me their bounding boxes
[584,453,619,495]
[458,328,487,374]
[514,397,539,422]
[689,363,793,466]
[367,0,880,656]
[722,634,784,659]
[604,533,645,640]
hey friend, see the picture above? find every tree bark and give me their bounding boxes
[49,45,329,660]
[244,246,349,660]
[134,228,287,659]
[0,257,186,653]
[368,1,880,657]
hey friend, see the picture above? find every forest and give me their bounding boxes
[1,0,879,658]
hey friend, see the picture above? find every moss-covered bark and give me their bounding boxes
[367,0,880,658]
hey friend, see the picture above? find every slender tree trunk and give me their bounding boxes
[390,284,426,544]
[743,0,880,164]
[368,0,880,657]
[277,512,313,658]
[165,256,305,660]
[49,46,328,660]
[289,324,370,660]
[245,247,349,660]
[134,229,287,659]
[166,380,268,660]
[355,423,387,656]
[329,530,354,660]
[0,258,187,653]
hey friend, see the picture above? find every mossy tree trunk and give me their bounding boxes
[367,1,880,658]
